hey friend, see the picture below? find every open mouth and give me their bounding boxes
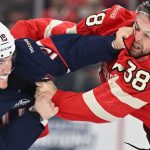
[0,74,10,80]
[132,42,142,50]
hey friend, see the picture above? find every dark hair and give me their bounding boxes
[136,0,150,16]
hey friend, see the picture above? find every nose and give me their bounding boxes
[0,61,12,74]
[134,30,143,42]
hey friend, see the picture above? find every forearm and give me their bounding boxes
[52,77,147,123]
[53,90,106,123]
[51,34,118,72]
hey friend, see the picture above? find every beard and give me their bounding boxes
[128,48,148,59]
[129,42,145,58]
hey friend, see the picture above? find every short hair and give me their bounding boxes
[136,0,150,17]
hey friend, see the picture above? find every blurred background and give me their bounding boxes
[0,0,149,150]
[0,0,141,28]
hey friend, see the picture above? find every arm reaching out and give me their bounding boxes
[35,75,147,123]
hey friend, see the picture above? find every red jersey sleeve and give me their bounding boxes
[11,18,52,40]
[40,5,136,37]
[52,75,147,123]
[76,5,136,35]
[10,18,75,40]
[49,5,135,36]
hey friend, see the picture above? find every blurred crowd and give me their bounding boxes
[0,0,140,91]
[1,0,130,27]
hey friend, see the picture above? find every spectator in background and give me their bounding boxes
[102,0,128,8]
[77,0,105,21]
[2,2,33,28]
[43,0,78,22]
[42,0,105,22]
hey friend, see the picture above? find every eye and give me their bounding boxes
[144,33,150,38]
[134,23,139,31]
[0,62,4,66]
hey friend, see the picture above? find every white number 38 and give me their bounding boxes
[124,60,150,91]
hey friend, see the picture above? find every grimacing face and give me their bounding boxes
[130,13,150,58]
[0,55,12,89]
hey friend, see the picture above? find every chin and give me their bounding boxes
[129,51,141,58]
[0,80,8,89]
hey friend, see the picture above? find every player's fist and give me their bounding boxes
[112,26,133,49]
[35,81,57,99]
[34,91,59,120]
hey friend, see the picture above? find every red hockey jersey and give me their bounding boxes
[47,5,150,128]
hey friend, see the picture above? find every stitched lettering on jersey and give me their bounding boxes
[24,39,34,53]
[0,99,33,126]
[110,6,121,19]
[13,98,31,109]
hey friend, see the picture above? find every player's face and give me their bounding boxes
[130,13,150,58]
[0,55,12,89]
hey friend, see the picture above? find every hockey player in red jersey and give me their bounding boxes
[33,1,150,149]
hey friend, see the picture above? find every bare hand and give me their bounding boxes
[112,26,133,49]
[35,81,57,100]
[34,91,59,120]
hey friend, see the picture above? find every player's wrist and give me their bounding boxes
[30,107,48,126]
[111,40,118,49]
